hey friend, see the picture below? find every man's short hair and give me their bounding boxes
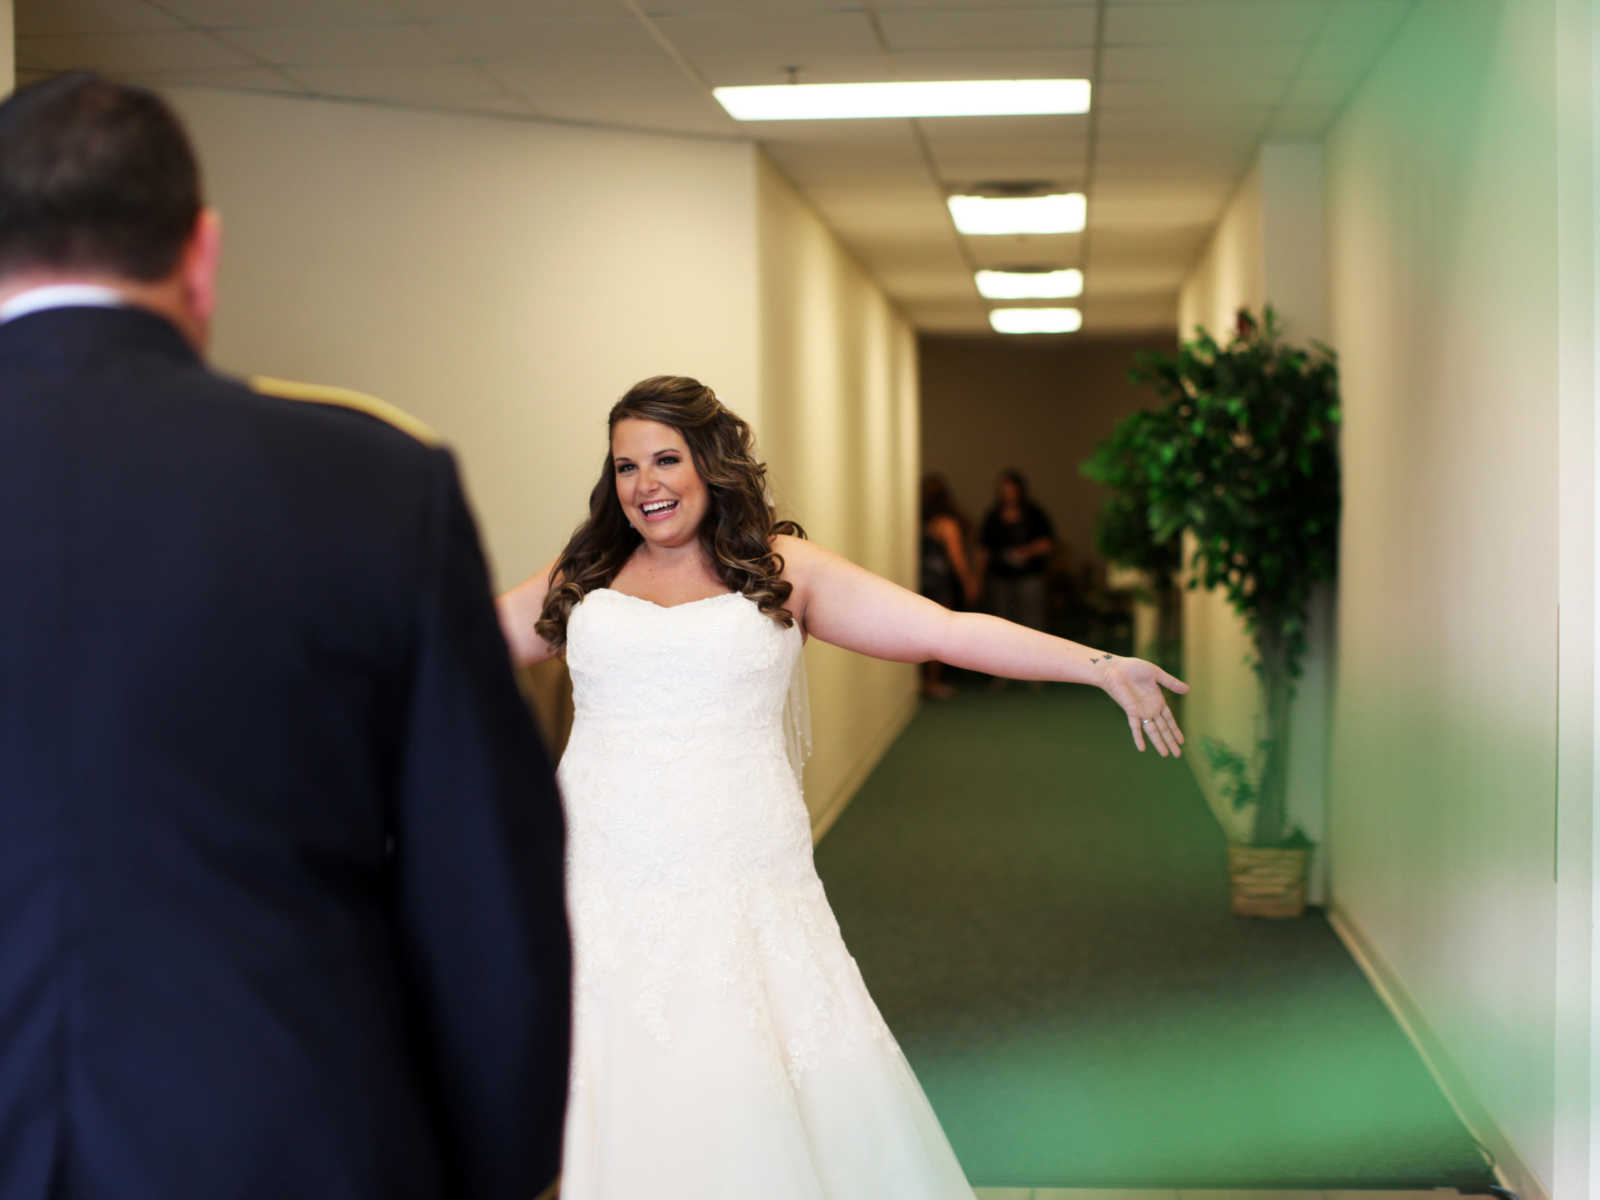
[0,72,202,281]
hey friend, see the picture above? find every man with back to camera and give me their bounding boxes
[0,72,570,1199]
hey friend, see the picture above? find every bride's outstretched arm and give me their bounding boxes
[495,558,561,666]
[780,535,1188,756]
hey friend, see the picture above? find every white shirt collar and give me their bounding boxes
[0,284,125,324]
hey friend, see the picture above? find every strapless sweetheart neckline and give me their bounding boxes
[591,585,742,611]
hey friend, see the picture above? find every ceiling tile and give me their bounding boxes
[284,62,512,106]
[766,141,923,169]
[1088,223,1210,259]
[1100,43,1304,81]
[1081,295,1178,334]
[932,157,1085,190]
[743,117,925,146]
[1096,70,1289,106]
[214,24,465,67]
[878,7,1096,52]
[762,144,928,190]
[15,0,183,36]
[1092,175,1235,225]
[134,66,308,91]
[396,0,615,18]
[484,57,733,134]
[641,0,864,13]
[856,238,971,278]
[1097,123,1258,156]
[871,264,977,302]
[903,303,989,334]
[647,11,881,58]
[1093,145,1251,179]
[808,197,955,242]
[1105,2,1329,46]
[18,31,257,72]
[966,231,1082,269]
[1096,105,1269,137]
[873,0,1090,9]
[919,113,1084,145]
[430,17,665,61]
[1081,260,1186,292]
[804,179,947,209]
[154,0,410,26]
[925,130,1086,185]
[696,47,1096,87]
[1093,160,1236,183]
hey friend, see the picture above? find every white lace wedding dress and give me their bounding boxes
[555,587,975,1199]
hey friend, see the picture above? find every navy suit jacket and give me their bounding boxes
[0,305,570,1199]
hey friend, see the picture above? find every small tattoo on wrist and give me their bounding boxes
[1089,653,1115,665]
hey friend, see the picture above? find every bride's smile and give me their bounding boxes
[612,416,708,547]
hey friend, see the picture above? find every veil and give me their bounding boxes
[783,639,813,788]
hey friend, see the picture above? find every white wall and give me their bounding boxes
[169,88,760,592]
[1176,162,1262,851]
[1552,1,1599,1191]
[1176,144,1333,908]
[755,154,921,831]
[1322,1,1594,1195]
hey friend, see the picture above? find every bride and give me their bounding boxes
[496,375,1187,1198]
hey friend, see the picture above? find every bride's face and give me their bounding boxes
[611,417,709,548]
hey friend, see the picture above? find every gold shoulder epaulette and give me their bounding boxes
[250,375,440,446]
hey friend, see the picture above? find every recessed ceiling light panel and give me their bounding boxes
[713,79,1090,121]
[948,193,1086,235]
[990,307,1083,334]
[976,268,1084,299]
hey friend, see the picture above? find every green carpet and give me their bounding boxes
[812,686,1499,1194]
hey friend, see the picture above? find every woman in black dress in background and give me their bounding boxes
[918,473,978,699]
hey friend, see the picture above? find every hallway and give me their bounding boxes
[6,1,1598,1196]
[814,687,1495,1194]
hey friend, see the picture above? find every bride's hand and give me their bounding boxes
[1095,656,1189,757]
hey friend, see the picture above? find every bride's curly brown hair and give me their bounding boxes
[535,375,805,651]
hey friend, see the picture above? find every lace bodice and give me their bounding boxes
[567,587,798,750]
[558,587,809,888]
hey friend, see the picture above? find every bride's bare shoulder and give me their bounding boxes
[771,531,810,558]
[772,532,830,579]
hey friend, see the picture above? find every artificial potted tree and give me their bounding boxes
[1109,306,1341,917]
[1082,407,1184,668]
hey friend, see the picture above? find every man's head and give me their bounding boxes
[0,72,220,349]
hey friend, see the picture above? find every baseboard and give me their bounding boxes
[809,690,919,844]
[1327,904,1548,1200]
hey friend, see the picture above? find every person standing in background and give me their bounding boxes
[977,469,1056,686]
[0,73,570,1200]
[918,472,979,699]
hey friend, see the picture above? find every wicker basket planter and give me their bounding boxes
[1226,844,1310,918]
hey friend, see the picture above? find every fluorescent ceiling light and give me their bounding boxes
[948,193,1085,235]
[976,268,1083,299]
[713,79,1090,121]
[990,307,1082,335]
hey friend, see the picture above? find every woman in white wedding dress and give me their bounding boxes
[496,376,1188,1199]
